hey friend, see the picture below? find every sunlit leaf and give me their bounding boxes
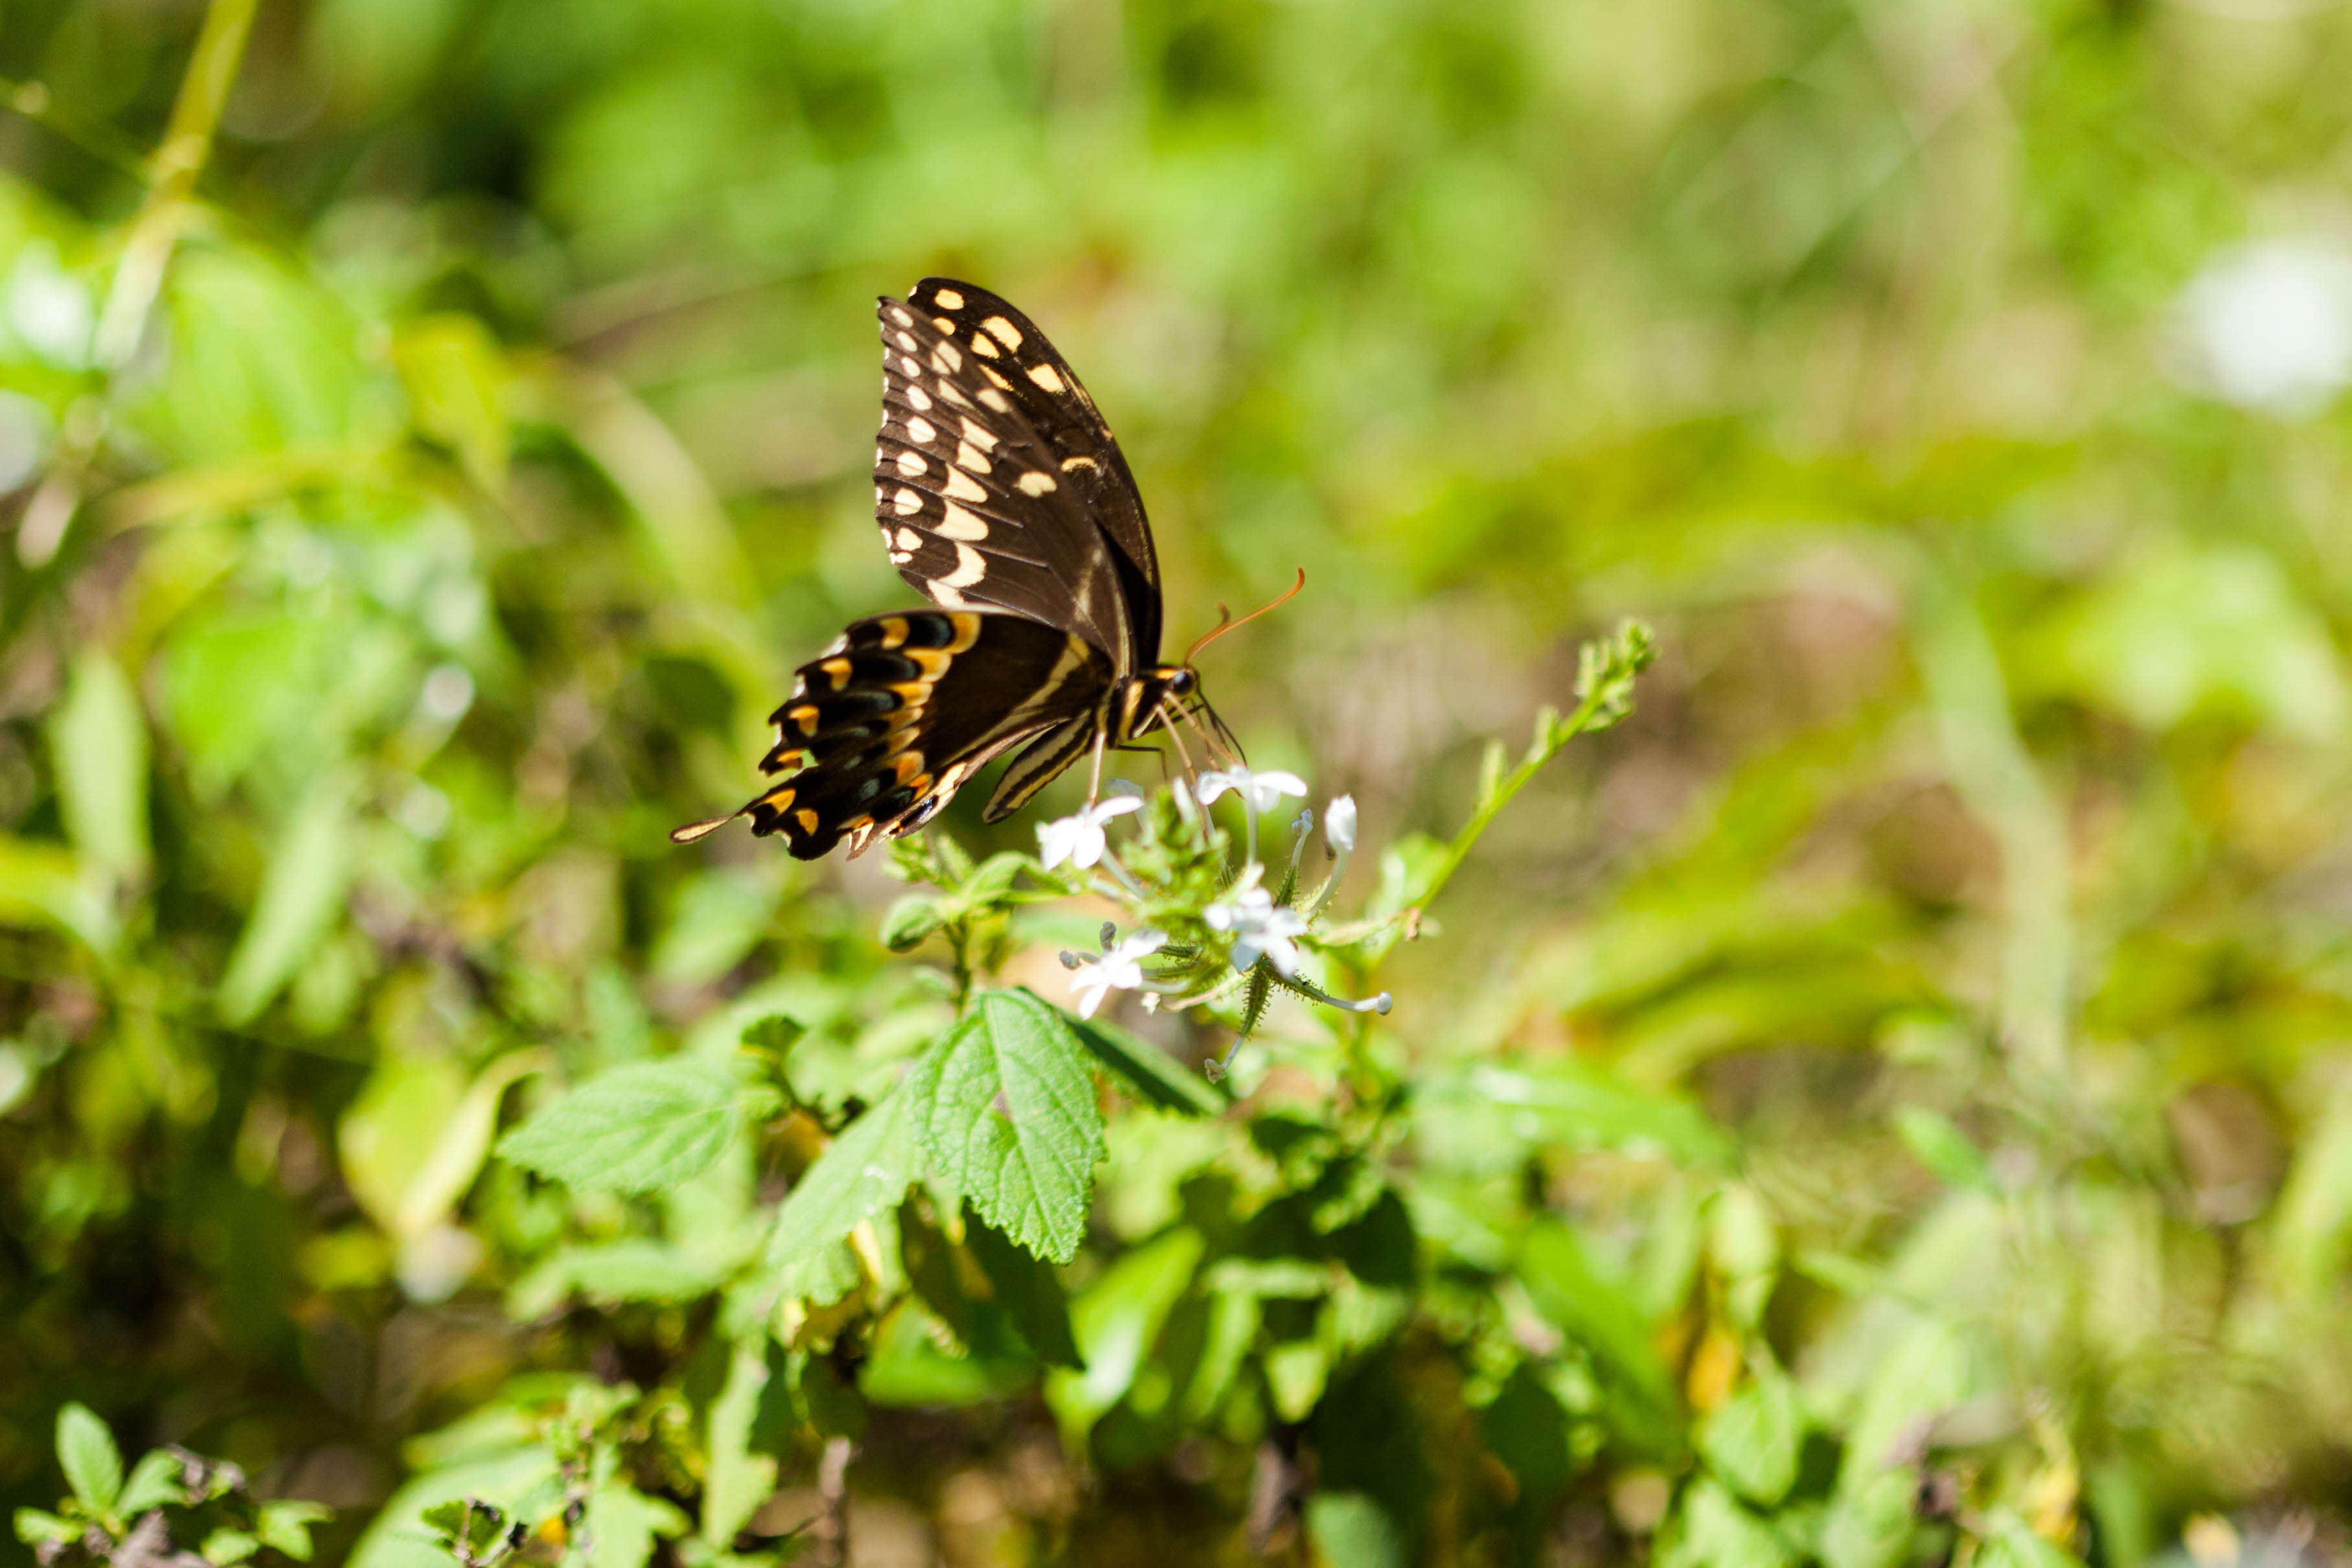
[906,990,1104,1264]
[47,648,150,887]
[498,1058,768,1195]
[216,767,358,1025]
[56,1403,121,1517]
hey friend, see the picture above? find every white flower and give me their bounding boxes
[1038,795,1144,870]
[2176,239,2352,415]
[1197,767,1308,813]
[1068,929,1166,1019]
[1325,795,1356,852]
[1205,885,1309,977]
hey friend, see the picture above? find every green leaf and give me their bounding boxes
[393,1050,546,1238]
[764,1090,915,1286]
[582,1486,685,1568]
[1820,1469,1917,1568]
[117,1449,191,1515]
[202,1527,260,1565]
[1978,1518,2088,1568]
[506,1240,724,1317]
[966,1215,1084,1369]
[906,990,1104,1264]
[497,1058,759,1195]
[1663,1479,1792,1568]
[701,1343,775,1547]
[1893,1107,1994,1194]
[1516,1220,1680,1454]
[14,1509,78,1546]
[393,313,511,492]
[1069,1015,1223,1117]
[57,1403,122,1516]
[255,1501,332,1562]
[217,767,358,1026]
[47,648,151,886]
[879,894,944,952]
[1306,1493,1407,1568]
[1700,1364,1803,1505]
[0,836,115,951]
[1044,1225,1205,1442]
[740,1014,805,1055]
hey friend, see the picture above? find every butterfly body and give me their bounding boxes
[674,280,1248,861]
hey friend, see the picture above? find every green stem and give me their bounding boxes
[1413,689,1610,919]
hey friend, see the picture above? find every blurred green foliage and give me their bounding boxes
[8,0,2352,1563]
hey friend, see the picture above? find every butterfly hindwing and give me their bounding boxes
[707,610,1112,860]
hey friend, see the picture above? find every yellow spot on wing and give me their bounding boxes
[932,287,965,310]
[895,449,928,476]
[893,487,922,515]
[821,657,852,689]
[795,808,819,834]
[982,316,1023,349]
[943,467,987,503]
[970,333,999,359]
[905,383,931,411]
[955,442,989,473]
[940,542,987,589]
[1027,362,1066,394]
[1016,470,1057,495]
[937,503,988,540]
[960,418,998,449]
[930,341,963,374]
[904,415,936,444]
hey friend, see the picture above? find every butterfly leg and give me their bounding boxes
[1083,718,1112,806]
[1156,700,1203,794]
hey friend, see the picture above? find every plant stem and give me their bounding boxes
[20,0,261,567]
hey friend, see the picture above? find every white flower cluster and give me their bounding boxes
[1034,766,1379,1028]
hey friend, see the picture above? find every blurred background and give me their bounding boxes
[8,0,2352,1562]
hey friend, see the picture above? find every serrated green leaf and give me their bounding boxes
[57,1403,122,1516]
[497,1058,756,1194]
[906,990,1104,1264]
[217,767,357,1026]
[117,1449,190,1516]
[765,1090,915,1287]
[1069,1015,1223,1117]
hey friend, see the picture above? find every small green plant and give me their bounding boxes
[13,1405,329,1567]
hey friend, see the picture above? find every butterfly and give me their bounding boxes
[673,278,1299,860]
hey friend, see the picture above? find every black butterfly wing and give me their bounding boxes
[672,610,1112,860]
[876,285,1161,672]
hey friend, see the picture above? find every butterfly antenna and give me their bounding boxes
[1183,567,1306,666]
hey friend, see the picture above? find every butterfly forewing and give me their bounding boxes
[905,280,1163,667]
[702,610,1112,860]
[873,298,1141,670]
